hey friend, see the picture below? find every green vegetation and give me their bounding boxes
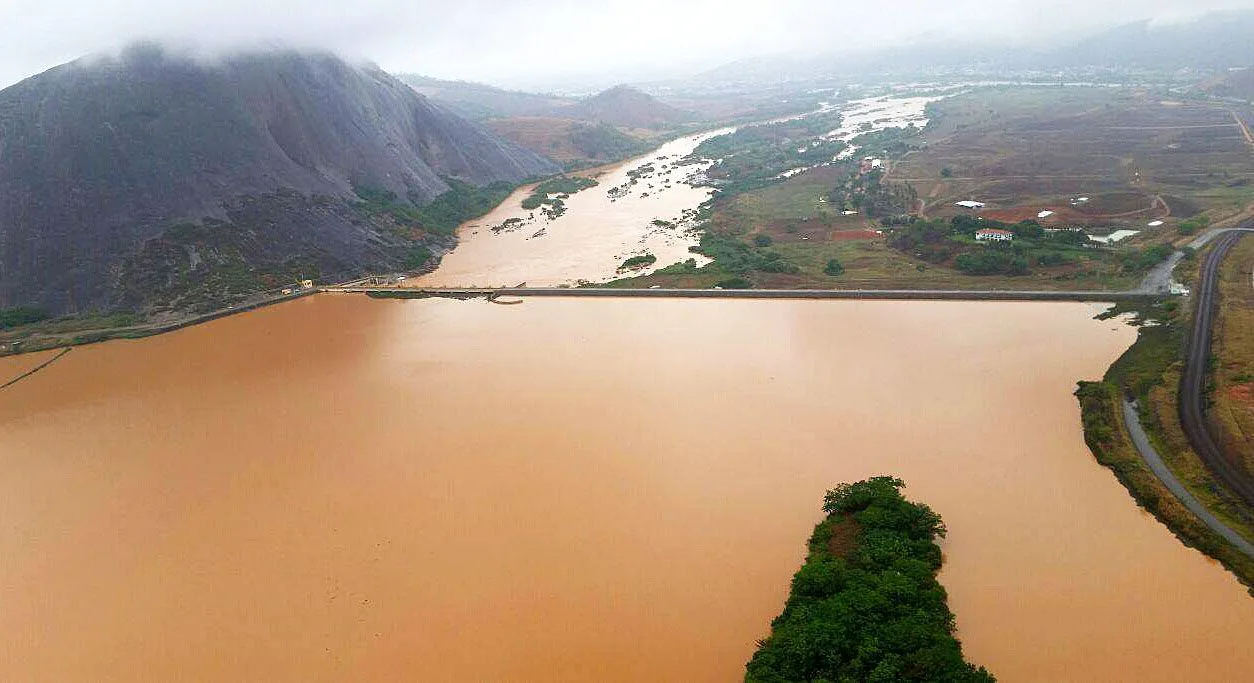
[1178,215,1211,236]
[400,245,434,271]
[356,179,515,236]
[746,477,995,683]
[520,176,598,218]
[692,232,801,275]
[1076,295,1254,590]
[569,122,651,162]
[829,168,918,219]
[619,254,658,270]
[824,258,845,277]
[887,216,1162,278]
[714,277,752,289]
[0,306,50,329]
[692,111,849,195]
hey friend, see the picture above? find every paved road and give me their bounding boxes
[1122,399,1254,557]
[1179,226,1254,507]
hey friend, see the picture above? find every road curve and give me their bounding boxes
[1179,227,1254,507]
[1122,399,1254,557]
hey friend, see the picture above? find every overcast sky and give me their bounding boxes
[2,0,1253,90]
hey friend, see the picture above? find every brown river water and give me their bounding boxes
[3,294,1253,682]
[415,131,724,288]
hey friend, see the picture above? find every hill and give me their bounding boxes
[396,74,576,120]
[1053,11,1254,70]
[565,85,693,129]
[0,45,557,317]
[1199,68,1254,103]
[694,9,1254,84]
[392,78,693,169]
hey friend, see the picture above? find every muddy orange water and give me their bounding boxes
[2,296,1253,682]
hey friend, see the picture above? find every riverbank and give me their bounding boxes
[0,288,318,357]
[1075,272,1254,589]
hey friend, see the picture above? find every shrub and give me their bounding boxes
[620,254,658,270]
[0,306,50,329]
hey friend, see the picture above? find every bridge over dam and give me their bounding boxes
[324,286,1161,303]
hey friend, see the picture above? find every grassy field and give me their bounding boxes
[621,159,1146,291]
[896,86,1254,227]
[1208,236,1254,486]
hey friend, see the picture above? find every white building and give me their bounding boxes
[955,200,986,209]
[975,228,1014,242]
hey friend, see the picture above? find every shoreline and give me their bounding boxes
[1075,234,1254,590]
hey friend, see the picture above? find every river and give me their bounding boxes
[2,295,1254,682]
[414,131,726,288]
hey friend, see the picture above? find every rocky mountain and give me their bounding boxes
[0,45,557,316]
[397,74,576,120]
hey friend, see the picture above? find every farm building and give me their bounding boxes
[975,228,1014,242]
[955,200,986,209]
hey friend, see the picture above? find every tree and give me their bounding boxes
[825,258,846,276]
[1178,215,1210,236]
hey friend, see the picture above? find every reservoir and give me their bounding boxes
[2,295,1253,681]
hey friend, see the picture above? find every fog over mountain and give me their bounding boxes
[3,0,1253,91]
[0,46,555,315]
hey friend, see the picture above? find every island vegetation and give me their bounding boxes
[520,175,599,219]
[746,477,995,682]
[619,254,657,271]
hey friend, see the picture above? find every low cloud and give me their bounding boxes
[1,0,1252,89]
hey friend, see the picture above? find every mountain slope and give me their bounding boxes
[566,85,693,129]
[1055,12,1254,70]
[1199,68,1254,102]
[0,45,557,315]
[397,74,576,120]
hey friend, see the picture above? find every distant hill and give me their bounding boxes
[695,10,1254,83]
[1198,68,1254,102]
[565,85,694,129]
[395,79,693,169]
[396,74,576,120]
[1052,11,1254,70]
[398,77,695,130]
[486,118,653,167]
[0,45,557,316]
